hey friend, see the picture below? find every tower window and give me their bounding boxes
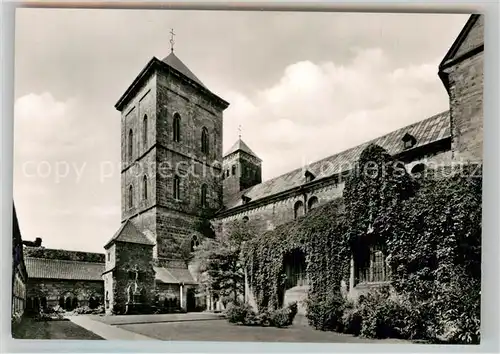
[128,185,133,209]
[128,129,133,160]
[173,113,181,142]
[173,175,181,200]
[143,115,148,148]
[242,216,249,223]
[232,165,236,175]
[143,175,148,200]
[190,235,200,253]
[226,170,229,177]
[294,200,304,219]
[201,127,209,154]
[201,184,208,207]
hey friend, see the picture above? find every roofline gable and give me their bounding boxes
[439,14,482,70]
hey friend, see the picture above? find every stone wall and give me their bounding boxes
[442,15,484,163]
[111,242,155,314]
[216,149,451,237]
[26,279,103,309]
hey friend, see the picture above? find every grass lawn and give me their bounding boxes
[118,319,407,343]
[12,317,103,340]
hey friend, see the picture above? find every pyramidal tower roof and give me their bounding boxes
[224,139,260,160]
[161,52,206,88]
[104,220,155,249]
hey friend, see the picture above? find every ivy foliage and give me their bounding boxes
[241,143,482,343]
[242,199,349,312]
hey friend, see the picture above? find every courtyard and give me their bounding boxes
[64,313,409,343]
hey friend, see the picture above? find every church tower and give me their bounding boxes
[222,139,262,201]
[114,47,229,269]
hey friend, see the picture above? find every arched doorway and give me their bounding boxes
[279,249,307,308]
[60,292,78,311]
[88,294,100,309]
[284,249,307,288]
[186,288,196,312]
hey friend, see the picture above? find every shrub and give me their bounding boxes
[269,307,290,328]
[306,293,346,332]
[224,302,297,328]
[341,301,362,336]
[287,302,298,325]
[225,302,254,324]
[73,306,93,315]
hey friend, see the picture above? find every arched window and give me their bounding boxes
[173,113,181,142]
[143,175,148,200]
[231,165,237,176]
[294,200,304,220]
[201,184,208,207]
[411,163,426,178]
[173,175,181,200]
[201,127,209,154]
[128,185,133,209]
[190,235,200,252]
[307,196,318,211]
[143,115,148,147]
[355,244,390,284]
[128,129,134,160]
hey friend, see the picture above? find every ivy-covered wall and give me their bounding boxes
[242,143,481,342]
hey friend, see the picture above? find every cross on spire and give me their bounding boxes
[169,28,176,52]
[238,124,242,139]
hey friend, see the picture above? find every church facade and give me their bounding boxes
[19,14,483,316]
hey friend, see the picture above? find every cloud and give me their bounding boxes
[221,48,449,180]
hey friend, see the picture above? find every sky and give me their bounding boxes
[13,8,469,253]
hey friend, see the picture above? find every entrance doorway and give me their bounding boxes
[186,288,196,312]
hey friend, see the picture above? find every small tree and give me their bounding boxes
[193,220,255,304]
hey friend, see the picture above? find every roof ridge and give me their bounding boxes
[25,257,105,265]
[235,110,450,197]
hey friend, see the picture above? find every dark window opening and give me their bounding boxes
[201,127,209,154]
[231,165,236,175]
[355,244,390,284]
[190,235,200,252]
[402,133,417,149]
[411,163,426,178]
[128,185,133,209]
[128,129,134,160]
[173,113,181,142]
[143,175,148,200]
[201,184,208,207]
[173,175,181,200]
[143,115,148,147]
[307,196,318,211]
[294,200,304,219]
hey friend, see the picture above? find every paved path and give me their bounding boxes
[90,312,223,325]
[66,315,157,341]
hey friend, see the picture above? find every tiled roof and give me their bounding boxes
[222,111,450,211]
[104,220,155,249]
[224,139,260,159]
[168,267,197,285]
[154,266,196,285]
[162,52,206,88]
[26,257,104,281]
